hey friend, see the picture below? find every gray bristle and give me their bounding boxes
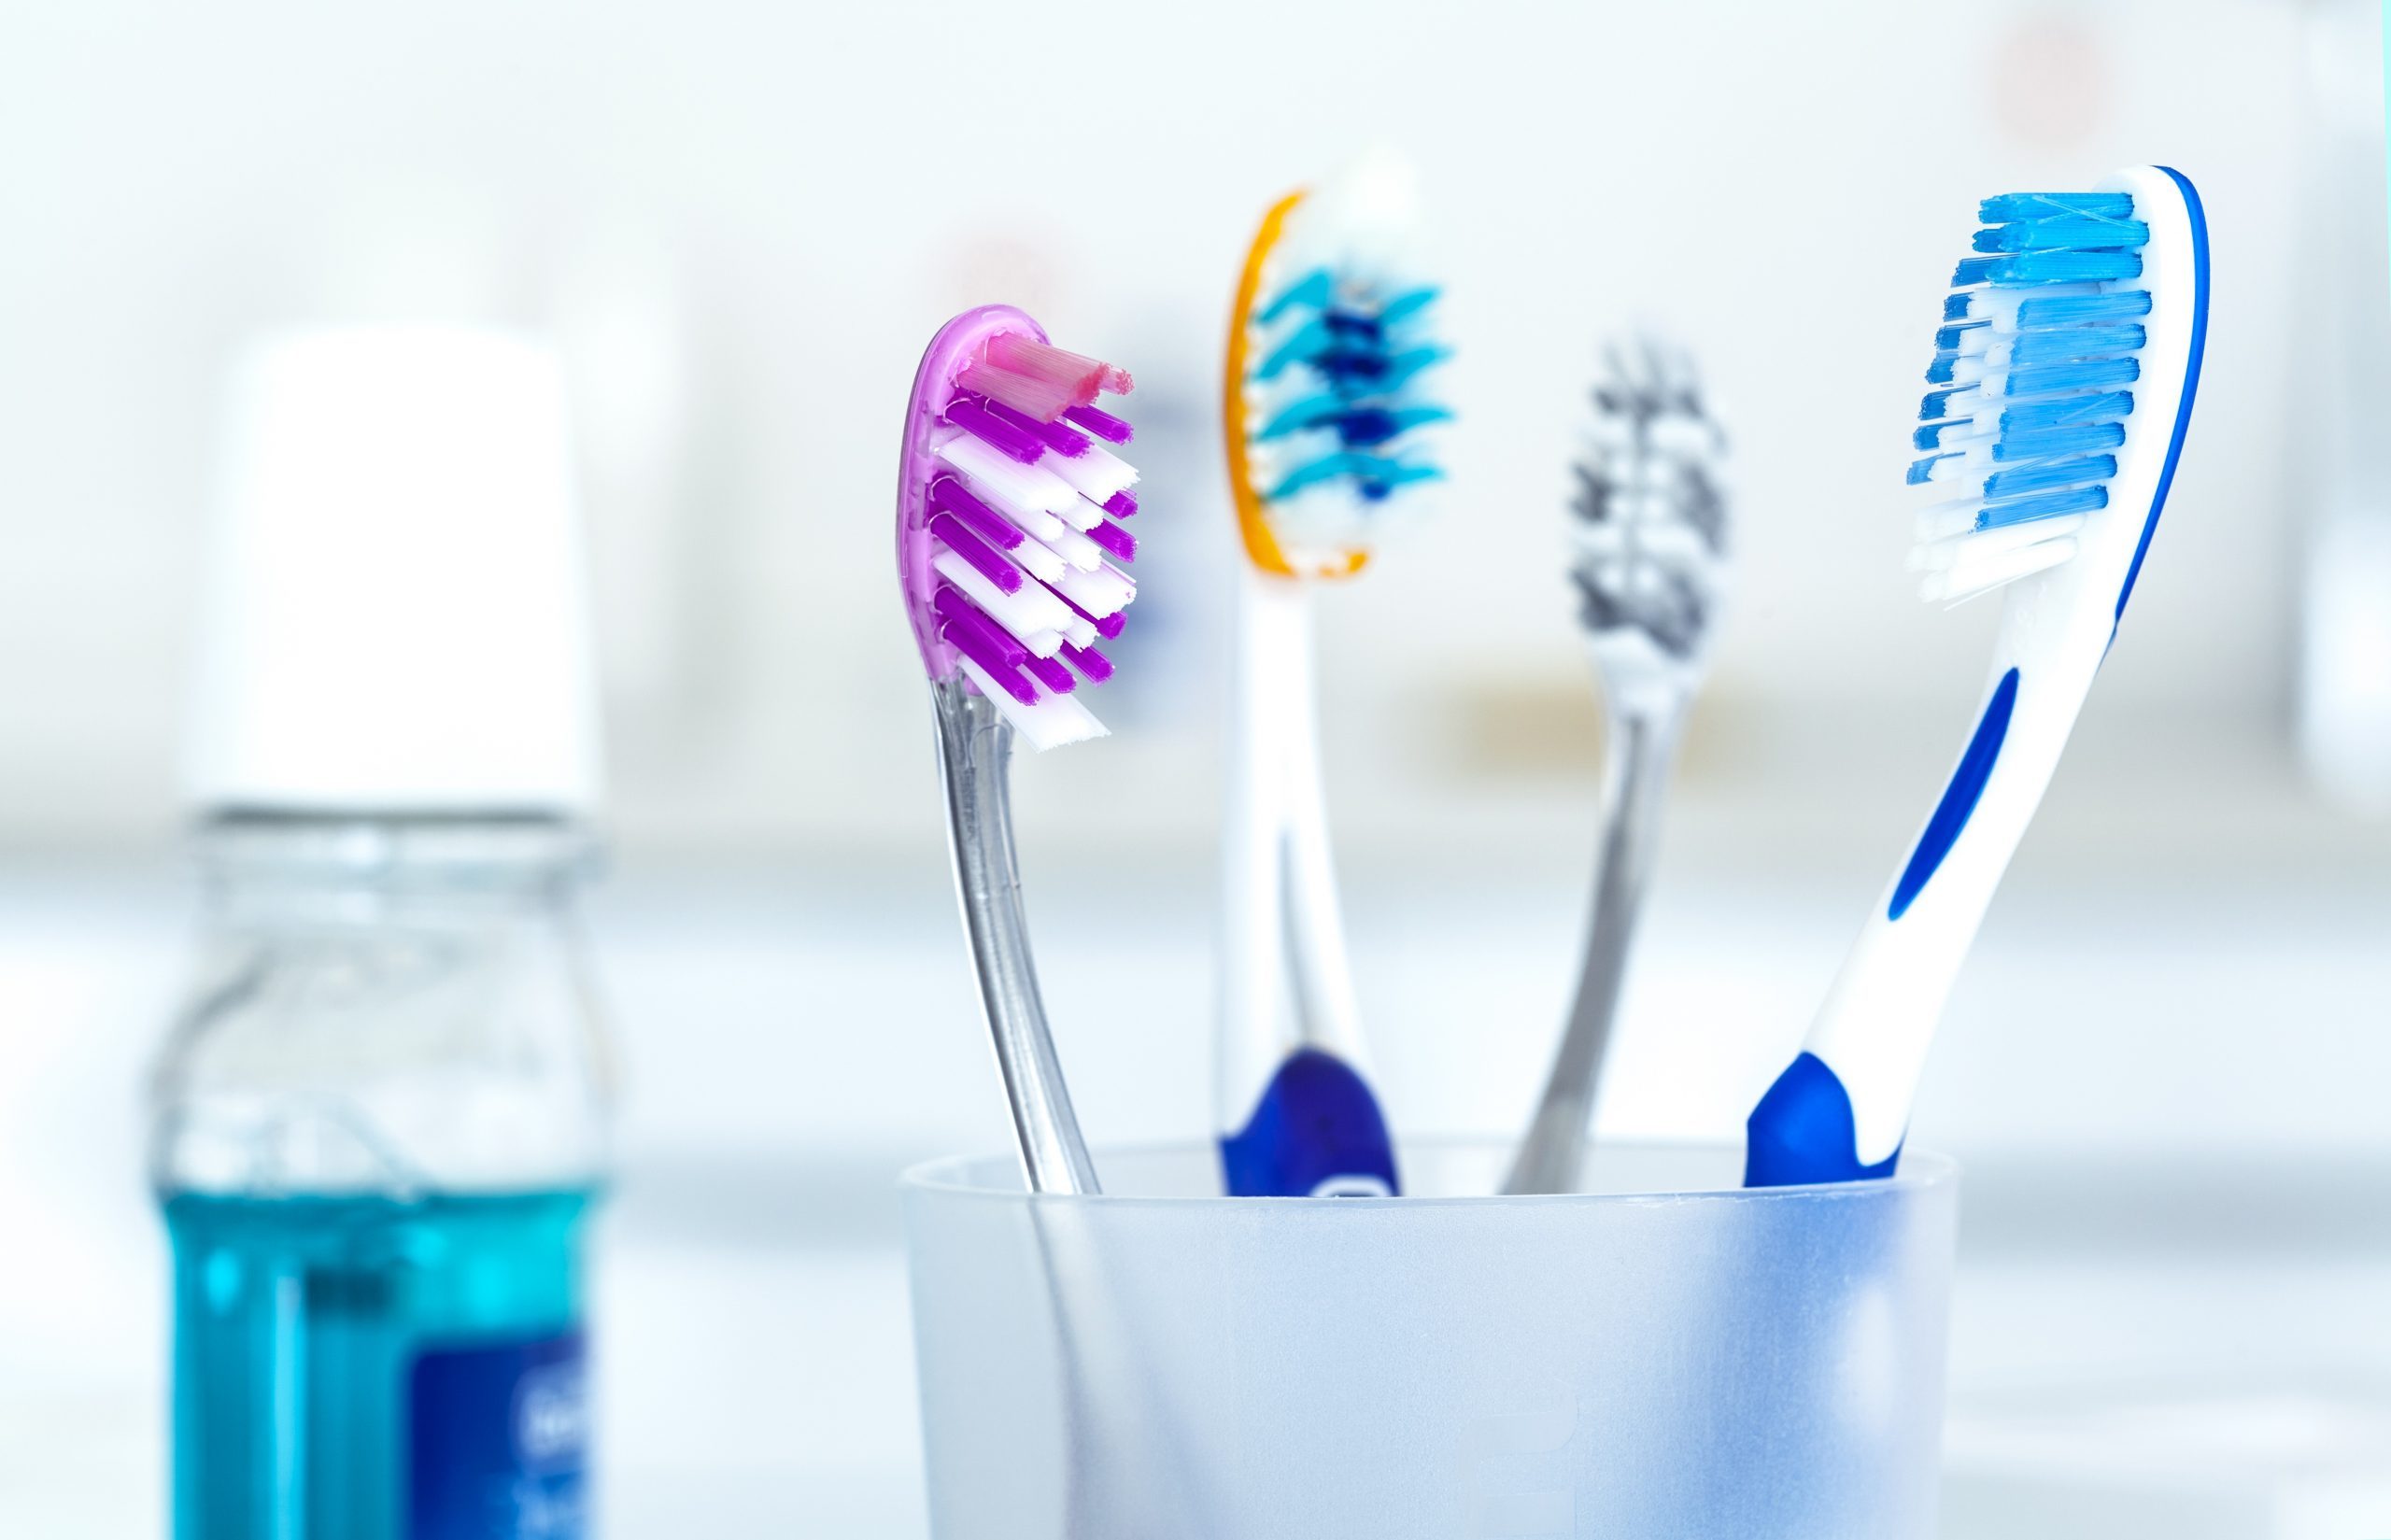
[1568,338,1731,662]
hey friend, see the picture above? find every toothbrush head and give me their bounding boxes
[896,306,1138,752]
[1906,167,2208,610]
[1568,337,1730,679]
[1224,152,1452,580]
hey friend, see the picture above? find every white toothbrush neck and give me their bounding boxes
[1218,569,1366,1126]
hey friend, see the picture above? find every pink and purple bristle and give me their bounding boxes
[898,307,1138,750]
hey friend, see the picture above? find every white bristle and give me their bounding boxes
[957,657,1107,751]
[1041,441,1137,503]
[1296,145,1420,270]
[1645,417,1718,458]
[937,431,1081,516]
[941,446,1069,544]
[970,486,1067,544]
[1570,337,1730,670]
[1573,516,1713,568]
[1925,420,1997,454]
[1915,498,1990,544]
[1051,559,1134,617]
[932,547,1073,645]
[1918,536,2079,603]
[1268,478,1433,562]
[1926,389,1988,422]
[998,530,1066,584]
[1909,514,2087,572]
[1036,522,1105,572]
[1060,614,1097,649]
[1054,496,1104,533]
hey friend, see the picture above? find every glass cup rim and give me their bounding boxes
[898,1135,1959,1208]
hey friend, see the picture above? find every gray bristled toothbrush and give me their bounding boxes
[1504,339,1730,1195]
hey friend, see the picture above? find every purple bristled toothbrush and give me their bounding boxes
[896,304,1139,1196]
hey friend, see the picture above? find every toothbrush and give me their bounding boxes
[897,304,1139,1195]
[1745,166,2209,1186]
[1216,154,1451,1197]
[1504,340,1730,1195]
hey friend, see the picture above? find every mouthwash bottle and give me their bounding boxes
[158,328,613,1540]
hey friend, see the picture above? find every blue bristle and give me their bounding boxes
[1977,191,2134,223]
[1984,453,2118,498]
[1248,257,1448,513]
[1375,346,1449,391]
[1256,318,1333,381]
[1341,404,1451,446]
[1977,484,2108,528]
[1312,347,1396,385]
[1270,453,1441,501]
[1257,268,1334,326]
[1913,189,2155,569]
[2015,290,2152,327]
[1254,393,1337,439]
[2002,390,2135,433]
[1989,421,2127,462]
[2008,323,2147,365]
[1907,453,1957,487]
[2002,357,2141,398]
[1955,250,2144,287]
[1323,309,1384,343]
[1972,216,2149,253]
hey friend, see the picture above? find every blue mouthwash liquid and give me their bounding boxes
[167,1191,592,1540]
[165,1189,598,1540]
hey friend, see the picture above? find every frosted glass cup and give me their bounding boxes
[902,1140,1958,1540]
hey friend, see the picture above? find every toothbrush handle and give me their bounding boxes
[1504,699,1683,1194]
[1748,645,2093,1185]
[1218,573,1294,1090]
[1216,572,1397,1196]
[1272,593,1365,1054]
[931,679,1100,1195]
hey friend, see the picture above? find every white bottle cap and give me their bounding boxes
[186,326,603,815]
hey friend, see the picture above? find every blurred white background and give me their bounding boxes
[4,1,2390,1535]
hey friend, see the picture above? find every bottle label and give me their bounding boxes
[408,1330,588,1540]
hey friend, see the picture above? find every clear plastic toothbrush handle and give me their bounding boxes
[931,679,1100,1195]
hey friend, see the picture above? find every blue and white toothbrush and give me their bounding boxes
[1216,152,1451,1197]
[1745,165,2210,1186]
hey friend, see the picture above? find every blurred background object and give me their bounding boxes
[160,327,611,1538]
[2294,0,2391,812]
[1,1,2387,1536]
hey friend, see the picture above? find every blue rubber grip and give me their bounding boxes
[1889,667,2018,921]
[1219,1048,1402,1196]
[1743,1052,1902,1187]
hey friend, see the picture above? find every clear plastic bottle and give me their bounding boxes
[153,816,613,1539]
[163,327,612,1539]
